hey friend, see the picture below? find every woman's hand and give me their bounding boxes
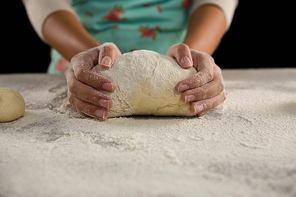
[65,43,121,120]
[166,43,226,116]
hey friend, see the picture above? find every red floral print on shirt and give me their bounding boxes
[55,58,69,72]
[103,5,125,21]
[138,25,161,40]
[157,5,162,13]
[85,11,93,17]
[143,4,162,13]
[181,0,192,9]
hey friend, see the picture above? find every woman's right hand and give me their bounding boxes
[64,43,121,120]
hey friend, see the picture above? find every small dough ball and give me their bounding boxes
[93,50,197,117]
[0,88,26,122]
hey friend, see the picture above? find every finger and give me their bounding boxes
[182,66,224,103]
[65,67,113,109]
[98,42,121,69]
[68,91,108,120]
[73,65,115,92]
[176,51,215,92]
[70,46,116,92]
[166,43,193,69]
[190,89,226,116]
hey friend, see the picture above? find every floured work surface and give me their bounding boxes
[0,69,296,197]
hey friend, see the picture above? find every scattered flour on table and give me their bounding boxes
[1,70,296,197]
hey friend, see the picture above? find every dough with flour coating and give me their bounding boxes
[93,50,197,117]
[0,88,26,122]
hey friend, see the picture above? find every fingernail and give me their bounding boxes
[101,56,112,68]
[99,99,111,109]
[185,95,195,103]
[194,104,204,114]
[180,57,192,68]
[102,83,115,92]
[177,84,189,92]
[95,109,108,119]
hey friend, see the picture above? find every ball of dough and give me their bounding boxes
[93,50,197,117]
[0,88,26,122]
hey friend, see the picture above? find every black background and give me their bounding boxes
[2,1,295,73]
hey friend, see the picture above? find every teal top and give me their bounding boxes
[48,0,192,74]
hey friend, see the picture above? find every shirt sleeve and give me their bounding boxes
[22,0,78,41]
[190,0,238,31]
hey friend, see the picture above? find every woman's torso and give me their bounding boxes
[48,0,191,74]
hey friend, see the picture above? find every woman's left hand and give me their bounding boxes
[166,43,226,116]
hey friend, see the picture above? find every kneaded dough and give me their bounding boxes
[0,88,26,122]
[93,50,197,117]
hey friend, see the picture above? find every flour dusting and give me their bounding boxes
[1,70,296,197]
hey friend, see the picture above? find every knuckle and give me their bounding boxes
[208,70,214,81]
[218,81,225,93]
[177,43,189,53]
[64,68,69,77]
[198,52,207,59]
[68,91,75,105]
[215,65,222,74]
[75,67,85,81]
[103,42,115,47]
[70,52,83,65]
[207,54,214,62]
[102,42,117,51]
[201,51,212,60]
[197,52,213,64]
[64,65,73,78]
[70,55,78,64]
[202,69,213,82]
[166,44,178,56]
[210,82,225,99]
[221,91,226,102]
[70,53,89,71]
[101,43,117,57]
[102,44,112,52]
[68,80,78,95]
[171,44,179,49]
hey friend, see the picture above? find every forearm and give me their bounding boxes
[43,10,100,61]
[183,4,227,55]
